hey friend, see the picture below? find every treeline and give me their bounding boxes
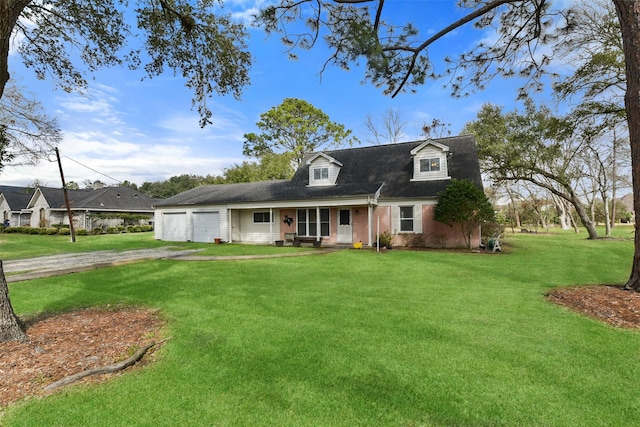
[135,156,294,199]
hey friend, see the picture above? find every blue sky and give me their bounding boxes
[3,0,569,188]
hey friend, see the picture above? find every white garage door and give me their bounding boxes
[162,212,188,242]
[192,211,220,243]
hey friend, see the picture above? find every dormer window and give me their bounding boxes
[307,152,342,186]
[313,167,329,180]
[410,140,450,182]
[420,158,440,173]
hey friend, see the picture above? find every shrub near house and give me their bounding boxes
[433,179,496,250]
[1,225,153,235]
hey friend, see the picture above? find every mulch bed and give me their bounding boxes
[547,285,640,328]
[0,307,164,408]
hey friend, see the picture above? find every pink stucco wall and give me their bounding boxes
[371,206,392,234]
[277,206,371,245]
[350,207,369,244]
[421,205,478,248]
[279,208,297,239]
[371,204,479,248]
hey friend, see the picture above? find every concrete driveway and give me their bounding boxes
[2,247,336,283]
[2,248,200,283]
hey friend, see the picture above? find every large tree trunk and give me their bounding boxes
[613,0,640,291]
[0,260,27,342]
[571,194,599,240]
[552,194,571,230]
[559,185,599,239]
[0,1,30,99]
[0,1,31,341]
[603,193,611,236]
[611,129,619,230]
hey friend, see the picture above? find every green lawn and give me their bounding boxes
[2,229,640,426]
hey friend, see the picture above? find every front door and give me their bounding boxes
[231,211,241,242]
[337,209,352,243]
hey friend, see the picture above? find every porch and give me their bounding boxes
[228,205,373,246]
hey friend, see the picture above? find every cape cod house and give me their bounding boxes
[153,135,485,248]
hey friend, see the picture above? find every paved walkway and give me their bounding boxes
[3,247,336,283]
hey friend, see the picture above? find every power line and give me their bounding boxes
[61,155,122,184]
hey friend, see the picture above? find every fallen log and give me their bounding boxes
[44,341,156,392]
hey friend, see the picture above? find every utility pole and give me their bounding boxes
[55,148,76,242]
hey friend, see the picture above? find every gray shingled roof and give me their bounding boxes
[38,187,69,209]
[294,135,482,199]
[37,186,157,212]
[0,186,34,211]
[156,135,482,207]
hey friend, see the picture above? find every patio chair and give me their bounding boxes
[487,234,502,253]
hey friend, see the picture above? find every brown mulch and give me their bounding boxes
[548,285,640,328]
[0,307,164,408]
[1,286,639,410]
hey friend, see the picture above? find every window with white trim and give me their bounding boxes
[297,208,330,237]
[253,211,271,223]
[419,158,440,172]
[411,141,450,181]
[400,206,414,232]
[313,167,329,180]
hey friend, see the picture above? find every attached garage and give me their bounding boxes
[161,212,188,242]
[192,211,220,243]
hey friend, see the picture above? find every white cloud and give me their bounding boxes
[1,82,248,187]
[229,0,272,24]
[154,107,249,149]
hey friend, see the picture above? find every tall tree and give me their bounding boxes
[554,0,626,124]
[222,152,295,183]
[2,0,251,127]
[611,0,640,290]
[256,0,640,291]
[243,98,358,166]
[364,107,407,145]
[552,1,631,234]
[0,82,61,165]
[0,82,61,342]
[464,100,599,239]
[140,174,220,198]
[0,1,253,341]
[433,179,495,250]
[421,118,453,139]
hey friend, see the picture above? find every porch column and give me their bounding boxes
[368,204,373,247]
[269,207,274,242]
[316,206,321,241]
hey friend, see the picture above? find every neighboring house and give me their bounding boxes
[619,193,635,223]
[0,186,35,226]
[24,182,157,231]
[154,135,485,248]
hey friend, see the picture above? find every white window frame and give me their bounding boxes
[253,211,272,224]
[297,208,330,237]
[399,206,414,232]
[313,167,329,180]
[420,158,441,172]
